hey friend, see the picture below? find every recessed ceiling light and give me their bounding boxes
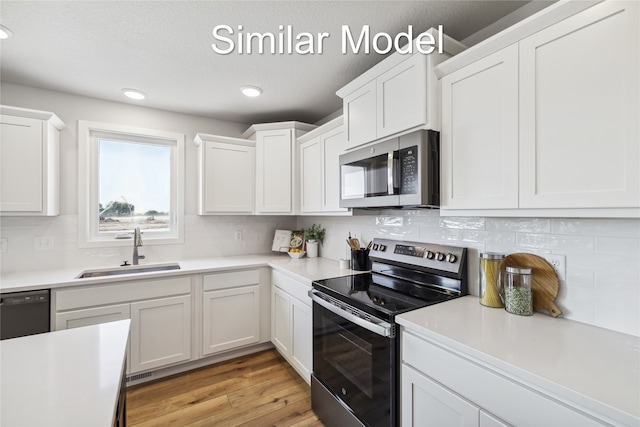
[0,25,14,40]
[122,88,147,100]
[241,86,262,97]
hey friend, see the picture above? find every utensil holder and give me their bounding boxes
[350,249,371,271]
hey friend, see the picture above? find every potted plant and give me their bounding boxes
[303,224,325,258]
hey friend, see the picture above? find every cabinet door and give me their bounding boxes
[321,127,348,212]
[0,115,44,212]
[401,364,479,427]
[271,285,291,355]
[343,80,377,149]
[290,296,312,382]
[130,295,191,373]
[55,303,130,331]
[300,137,322,213]
[377,54,427,139]
[202,285,261,356]
[255,129,294,213]
[203,141,254,213]
[519,1,639,209]
[441,44,519,210]
[480,410,511,427]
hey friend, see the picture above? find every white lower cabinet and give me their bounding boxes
[289,295,312,380]
[480,410,511,427]
[202,270,262,356]
[55,303,131,330]
[130,295,191,373]
[270,270,312,383]
[401,330,605,426]
[401,364,484,427]
[54,276,192,375]
[271,285,291,355]
[200,268,270,358]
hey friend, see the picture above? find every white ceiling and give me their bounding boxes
[1,1,531,125]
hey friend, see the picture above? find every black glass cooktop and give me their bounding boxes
[313,273,454,320]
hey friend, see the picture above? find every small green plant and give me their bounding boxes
[303,224,326,245]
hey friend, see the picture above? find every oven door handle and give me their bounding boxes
[309,290,393,337]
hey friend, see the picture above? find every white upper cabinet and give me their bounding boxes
[244,122,316,215]
[438,0,639,217]
[195,134,255,215]
[337,28,467,150]
[0,105,65,216]
[300,136,323,213]
[342,81,377,149]
[518,0,639,210]
[298,116,350,215]
[441,45,519,210]
[376,53,428,138]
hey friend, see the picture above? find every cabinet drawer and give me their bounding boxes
[203,269,260,291]
[271,270,311,305]
[55,276,192,311]
[402,332,604,426]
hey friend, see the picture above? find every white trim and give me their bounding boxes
[78,120,184,248]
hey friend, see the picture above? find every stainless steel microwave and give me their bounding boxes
[339,130,439,209]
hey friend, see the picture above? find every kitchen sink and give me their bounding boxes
[75,263,181,279]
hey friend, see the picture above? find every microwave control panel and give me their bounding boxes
[400,146,418,195]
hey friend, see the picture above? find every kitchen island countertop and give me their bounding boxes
[0,319,130,427]
[397,296,640,426]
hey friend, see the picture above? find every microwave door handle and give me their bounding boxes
[387,152,394,195]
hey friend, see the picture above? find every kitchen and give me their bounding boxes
[1,1,639,426]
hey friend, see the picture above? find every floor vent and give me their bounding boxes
[126,372,153,383]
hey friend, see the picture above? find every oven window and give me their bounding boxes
[323,313,374,397]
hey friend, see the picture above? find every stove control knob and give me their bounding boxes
[373,244,379,250]
[379,245,387,251]
[425,251,435,259]
[446,253,457,263]
[380,299,385,306]
[435,252,445,261]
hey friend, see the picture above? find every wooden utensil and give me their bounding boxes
[503,253,562,317]
[346,238,360,250]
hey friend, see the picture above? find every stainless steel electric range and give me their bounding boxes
[310,238,468,427]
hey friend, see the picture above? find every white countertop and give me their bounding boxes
[0,254,363,293]
[397,296,640,425]
[0,319,130,427]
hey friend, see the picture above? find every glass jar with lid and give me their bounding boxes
[501,266,533,316]
[479,253,505,308]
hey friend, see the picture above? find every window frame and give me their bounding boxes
[78,120,185,248]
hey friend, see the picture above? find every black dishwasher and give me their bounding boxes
[0,289,50,340]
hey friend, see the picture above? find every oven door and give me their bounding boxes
[311,290,396,427]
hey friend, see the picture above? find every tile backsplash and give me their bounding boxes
[1,211,638,337]
[0,214,296,273]
[298,212,640,337]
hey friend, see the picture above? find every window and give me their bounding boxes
[79,121,184,247]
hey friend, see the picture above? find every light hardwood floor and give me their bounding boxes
[126,349,324,427]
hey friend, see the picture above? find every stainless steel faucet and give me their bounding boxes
[133,226,145,265]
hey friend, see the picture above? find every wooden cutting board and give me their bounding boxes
[503,253,562,317]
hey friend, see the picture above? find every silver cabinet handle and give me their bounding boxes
[309,290,392,337]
